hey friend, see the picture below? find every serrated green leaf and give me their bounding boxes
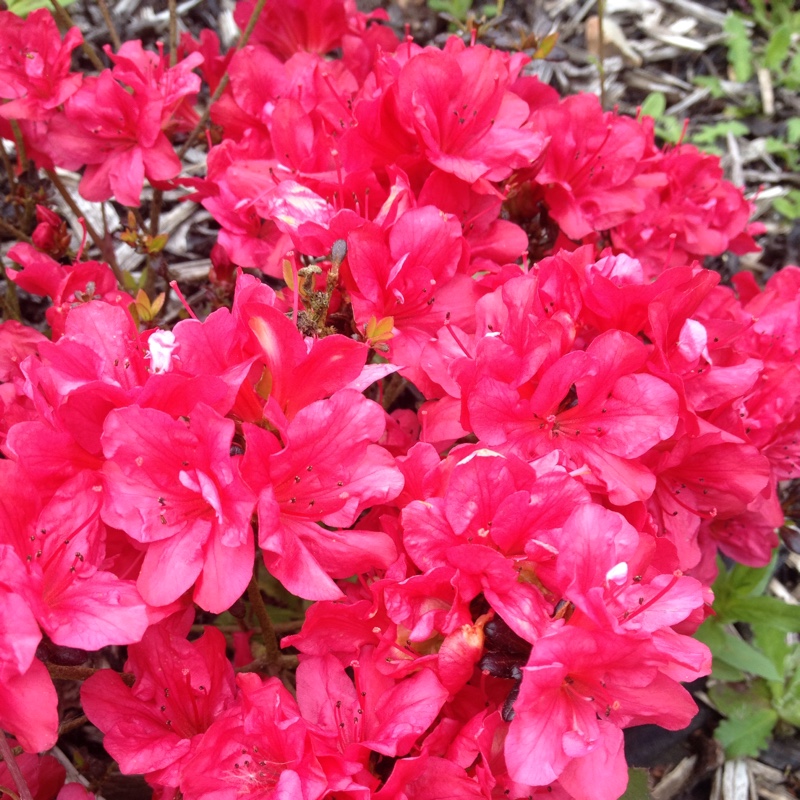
[691,121,749,147]
[787,118,800,144]
[764,24,792,69]
[694,75,727,99]
[620,767,652,800]
[709,678,772,717]
[773,653,800,727]
[714,709,778,757]
[723,596,800,632]
[640,92,666,120]
[724,14,754,83]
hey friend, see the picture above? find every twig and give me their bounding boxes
[46,662,135,687]
[0,733,34,800]
[247,568,283,672]
[177,0,269,158]
[58,715,89,736]
[168,0,178,67]
[0,217,32,244]
[48,0,106,72]
[96,0,122,51]
[597,0,606,110]
[8,120,28,173]
[0,137,17,194]
[0,257,22,322]
[45,169,123,282]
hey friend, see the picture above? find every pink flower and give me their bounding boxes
[101,403,257,612]
[528,93,664,240]
[0,748,66,797]
[0,9,83,121]
[506,628,699,799]
[242,389,403,600]
[0,465,149,652]
[0,547,58,753]
[179,674,328,800]
[47,71,181,206]
[392,38,547,184]
[81,611,236,789]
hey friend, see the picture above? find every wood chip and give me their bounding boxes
[585,15,642,67]
[660,0,728,27]
[757,67,775,117]
[712,760,755,800]
[652,755,698,800]
[726,130,745,188]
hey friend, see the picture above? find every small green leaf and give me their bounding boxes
[710,681,778,758]
[786,118,800,144]
[620,767,652,800]
[715,709,778,757]
[640,92,666,120]
[773,191,800,220]
[429,0,473,17]
[690,120,749,148]
[764,24,792,70]
[6,0,77,14]
[655,116,684,144]
[724,14,754,83]
[694,76,727,99]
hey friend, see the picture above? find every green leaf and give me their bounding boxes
[640,92,666,120]
[711,660,747,683]
[428,0,473,17]
[723,596,800,632]
[695,621,782,681]
[655,116,684,144]
[787,118,800,144]
[715,709,778,757]
[724,553,778,599]
[693,75,727,99]
[710,680,778,758]
[724,14,754,83]
[773,649,800,726]
[764,24,792,69]
[620,767,652,800]
[6,0,77,15]
[773,192,800,220]
[691,120,749,148]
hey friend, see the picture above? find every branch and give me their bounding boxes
[247,569,283,672]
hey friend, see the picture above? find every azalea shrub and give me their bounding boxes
[0,2,797,799]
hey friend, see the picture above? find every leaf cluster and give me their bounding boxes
[695,554,800,758]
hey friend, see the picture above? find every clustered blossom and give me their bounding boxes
[0,1,794,799]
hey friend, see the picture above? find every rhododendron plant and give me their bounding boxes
[0,0,795,798]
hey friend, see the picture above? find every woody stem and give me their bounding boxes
[247,567,283,672]
[177,0,269,158]
[45,169,123,283]
[0,730,34,800]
